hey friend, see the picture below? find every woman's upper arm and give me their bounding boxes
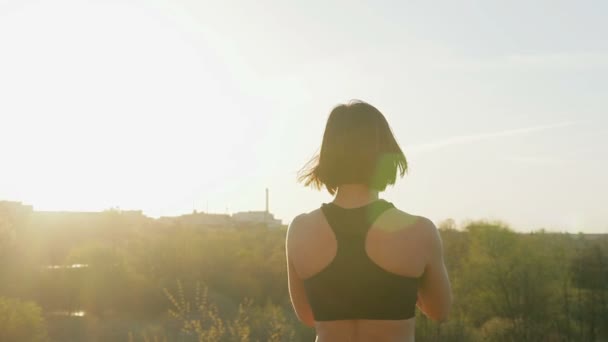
[286,216,315,327]
[416,219,452,321]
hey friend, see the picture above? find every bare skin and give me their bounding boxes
[286,185,452,342]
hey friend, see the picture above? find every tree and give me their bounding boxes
[0,297,48,342]
[0,216,16,256]
[458,221,556,340]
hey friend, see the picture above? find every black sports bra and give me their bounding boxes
[302,199,419,321]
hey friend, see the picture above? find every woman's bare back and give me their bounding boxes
[314,319,415,342]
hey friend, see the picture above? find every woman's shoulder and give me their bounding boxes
[376,205,436,234]
[286,208,325,242]
[289,208,323,227]
[374,208,440,259]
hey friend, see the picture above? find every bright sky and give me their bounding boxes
[0,0,606,233]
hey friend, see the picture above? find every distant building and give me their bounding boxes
[158,210,282,229]
[0,187,286,231]
[30,209,149,228]
[0,201,33,242]
[230,188,283,228]
[159,212,232,228]
[0,201,33,217]
[231,211,282,229]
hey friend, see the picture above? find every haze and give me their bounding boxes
[0,0,606,233]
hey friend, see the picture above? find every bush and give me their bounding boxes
[0,296,48,342]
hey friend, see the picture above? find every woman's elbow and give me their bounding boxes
[427,297,452,322]
[419,292,452,322]
[427,308,450,322]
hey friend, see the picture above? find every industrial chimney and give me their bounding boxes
[265,188,269,213]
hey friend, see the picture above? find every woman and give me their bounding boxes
[286,100,452,341]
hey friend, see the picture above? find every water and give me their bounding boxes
[48,310,86,317]
[43,265,88,319]
[46,264,89,269]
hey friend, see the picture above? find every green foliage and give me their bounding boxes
[0,216,16,250]
[0,297,48,342]
[416,221,608,342]
[1,210,607,341]
[157,280,293,342]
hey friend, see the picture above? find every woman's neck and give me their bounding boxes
[332,184,379,208]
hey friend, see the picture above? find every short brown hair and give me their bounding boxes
[298,100,407,195]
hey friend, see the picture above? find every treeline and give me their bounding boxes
[421,221,608,341]
[0,210,607,341]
